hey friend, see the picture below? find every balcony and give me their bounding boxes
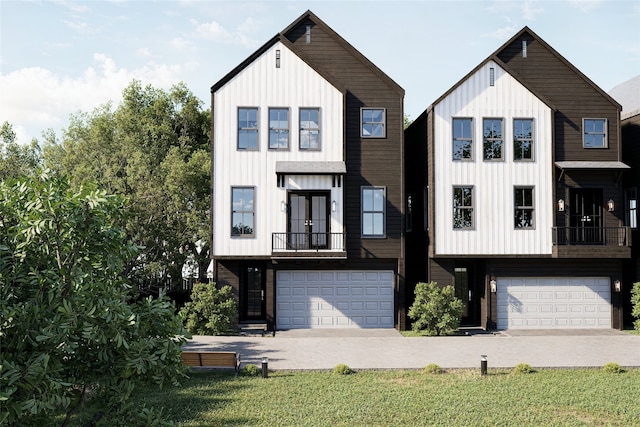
[552,227,632,258]
[272,232,346,259]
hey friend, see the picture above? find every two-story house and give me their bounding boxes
[211,11,406,332]
[406,27,631,330]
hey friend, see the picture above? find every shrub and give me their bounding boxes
[241,364,261,377]
[333,364,354,375]
[408,282,464,336]
[632,282,640,331]
[423,363,443,374]
[512,363,535,374]
[602,362,625,374]
[179,283,238,335]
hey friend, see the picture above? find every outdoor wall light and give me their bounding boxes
[614,280,621,293]
[262,357,269,378]
[490,279,497,293]
[557,199,565,212]
[607,199,615,212]
[281,201,287,212]
[332,200,337,212]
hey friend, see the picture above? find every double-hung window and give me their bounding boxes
[583,118,607,148]
[514,187,534,228]
[269,108,289,149]
[362,187,386,237]
[238,108,258,150]
[299,108,320,150]
[453,118,473,160]
[361,108,386,138]
[231,187,255,237]
[483,118,503,160]
[514,118,534,160]
[453,186,474,229]
[627,188,638,229]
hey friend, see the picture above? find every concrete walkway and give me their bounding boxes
[183,329,640,371]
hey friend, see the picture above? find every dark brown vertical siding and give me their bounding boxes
[285,19,404,261]
[621,114,640,325]
[497,33,620,162]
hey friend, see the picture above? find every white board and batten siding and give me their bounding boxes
[212,42,344,257]
[434,61,554,256]
[497,277,611,329]
[276,270,395,329]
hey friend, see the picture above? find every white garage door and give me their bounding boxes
[276,270,395,329]
[497,277,611,329]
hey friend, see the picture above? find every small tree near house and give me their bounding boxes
[179,283,238,335]
[408,281,464,336]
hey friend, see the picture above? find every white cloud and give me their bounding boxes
[64,19,100,35]
[191,18,259,48]
[483,25,518,40]
[521,0,543,20]
[170,37,195,51]
[54,0,89,14]
[0,55,188,144]
[136,47,152,58]
[568,0,602,13]
[192,19,233,43]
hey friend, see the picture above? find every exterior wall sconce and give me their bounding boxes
[490,279,497,293]
[614,280,621,292]
[281,201,287,212]
[332,200,337,212]
[607,199,615,212]
[557,199,565,212]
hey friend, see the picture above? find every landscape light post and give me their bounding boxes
[262,357,269,378]
[480,355,487,376]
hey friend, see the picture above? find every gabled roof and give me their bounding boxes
[211,10,403,96]
[426,26,621,114]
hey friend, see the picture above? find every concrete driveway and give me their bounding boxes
[183,329,640,371]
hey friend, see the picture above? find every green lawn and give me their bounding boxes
[67,368,640,426]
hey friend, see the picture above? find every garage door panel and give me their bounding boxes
[277,270,394,329]
[497,277,611,329]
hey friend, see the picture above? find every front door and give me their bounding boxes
[288,192,330,250]
[455,265,479,326]
[570,189,603,244]
[241,264,265,321]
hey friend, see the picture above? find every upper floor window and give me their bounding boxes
[453,118,473,160]
[300,108,320,150]
[483,118,503,161]
[361,108,386,138]
[453,186,474,229]
[514,187,535,229]
[231,187,255,237]
[627,188,638,229]
[406,194,413,232]
[269,108,289,149]
[362,187,386,237]
[238,108,258,150]
[514,118,534,161]
[583,118,607,148]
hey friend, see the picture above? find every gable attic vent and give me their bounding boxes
[306,24,311,43]
[522,40,527,58]
[490,67,495,86]
[276,49,281,68]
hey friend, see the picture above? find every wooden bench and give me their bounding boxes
[181,351,241,376]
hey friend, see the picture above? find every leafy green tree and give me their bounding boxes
[632,282,640,331]
[180,283,238,335]
[43,80,211,294]
[0,172,189,425]
[408,281,464,336]
[0,121,41,180]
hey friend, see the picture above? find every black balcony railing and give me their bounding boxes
[552,227,631,246]
[272,232,346,252]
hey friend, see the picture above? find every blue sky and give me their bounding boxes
[1,0,639,144]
